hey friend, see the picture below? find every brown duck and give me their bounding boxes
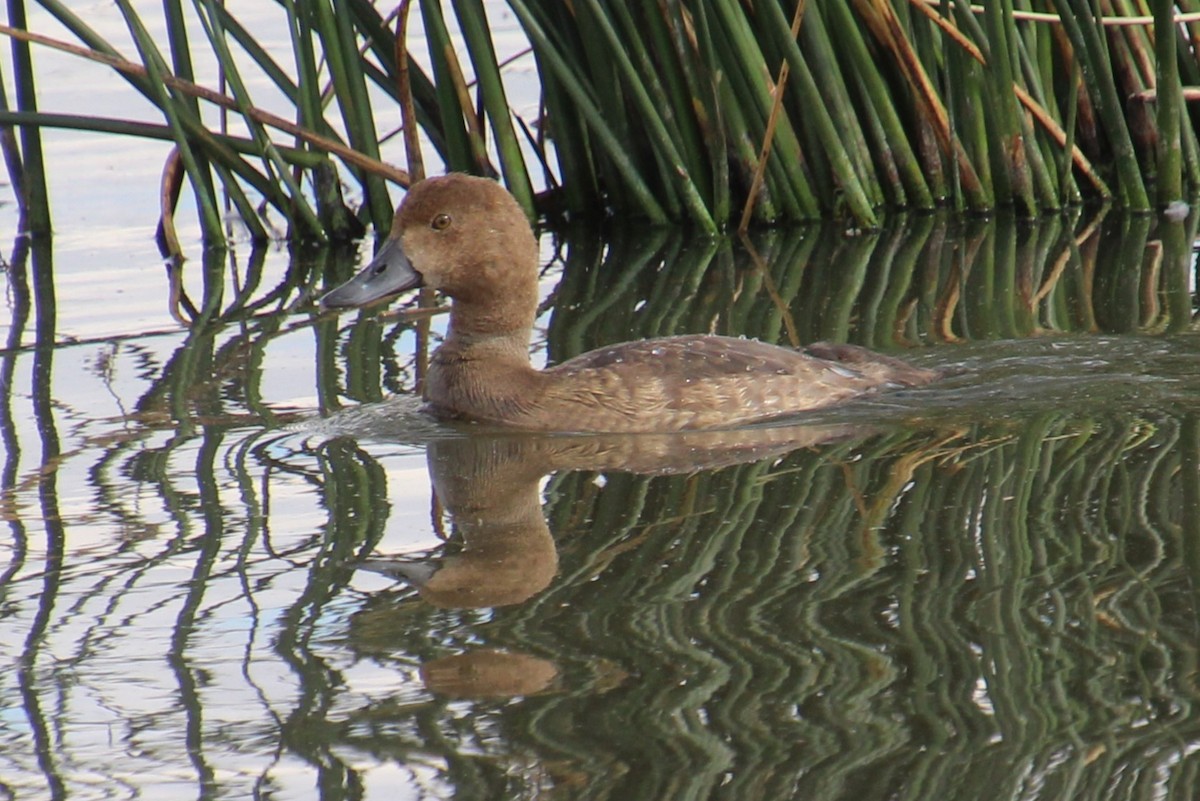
[321,174,938,432]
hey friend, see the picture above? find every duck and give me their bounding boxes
[320,173,938,433]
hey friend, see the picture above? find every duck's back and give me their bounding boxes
[523,335,936,432]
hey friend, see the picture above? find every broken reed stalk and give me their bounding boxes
[739,0,806,234]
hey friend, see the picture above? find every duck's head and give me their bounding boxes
[320,173,538,310]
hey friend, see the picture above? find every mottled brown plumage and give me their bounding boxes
[322,174,938,433]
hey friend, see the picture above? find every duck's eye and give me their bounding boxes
[431,213,452,231]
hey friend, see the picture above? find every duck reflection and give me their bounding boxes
[348,423,857,699]
[417,649,560,698]
[356,434,560,609]
[355,423,856,609]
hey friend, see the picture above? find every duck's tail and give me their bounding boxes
[803,341,941,388]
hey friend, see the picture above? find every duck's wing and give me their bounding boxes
[553,335,934,387]
[552,335,812,377]
[800,341,940,388]
[539,335,933,430]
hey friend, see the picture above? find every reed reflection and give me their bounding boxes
[1,205,1198,800]
[330,405,1200,801]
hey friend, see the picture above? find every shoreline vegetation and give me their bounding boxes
[1,1,1199,247]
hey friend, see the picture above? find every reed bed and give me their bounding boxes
[523,0,1200,228]
[1,1,1198,242]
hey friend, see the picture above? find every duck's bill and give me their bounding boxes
[320,237,423,309]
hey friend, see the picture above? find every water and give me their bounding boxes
[3,209,1200,800]
[3,4,1200,800]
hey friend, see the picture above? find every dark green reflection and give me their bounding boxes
[543,207,1197,369]
[300,208,1200,799]
[329,405,1200,801]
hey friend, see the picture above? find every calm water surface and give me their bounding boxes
[2,206,1200,800]
[3,4,1200,800]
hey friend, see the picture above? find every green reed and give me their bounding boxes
[4,0,51,236]
[520,0,1197,225]
[0,2,1198,241]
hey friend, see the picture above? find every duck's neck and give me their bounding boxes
[422,294,540,422]
[440,296,535,366]
[421,278,542,422]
